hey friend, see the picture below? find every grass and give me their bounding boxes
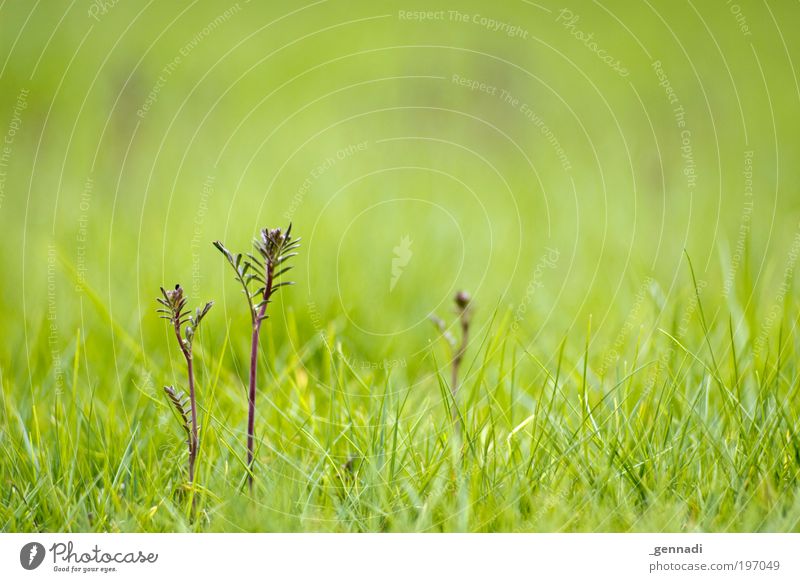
[1,0,800,532]
[2,253,800,532]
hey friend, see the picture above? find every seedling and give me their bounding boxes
[431,291,473,430]
[214,224,299,488]
[157,284,213,484]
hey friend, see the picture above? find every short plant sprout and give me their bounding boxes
[157,284,213,485]
[431,290,473,432]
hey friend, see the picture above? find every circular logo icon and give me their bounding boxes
[20,542,46,570]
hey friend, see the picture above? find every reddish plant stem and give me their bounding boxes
[173,319,198,484]
[246,309,264,486]
[246,265,273,490]
[186,356,198,483]
[451,317,469,432]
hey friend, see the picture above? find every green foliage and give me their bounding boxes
[2,273,800,531]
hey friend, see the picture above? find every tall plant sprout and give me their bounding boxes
[214,224,299,489]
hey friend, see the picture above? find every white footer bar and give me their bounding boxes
[1,533,796,581]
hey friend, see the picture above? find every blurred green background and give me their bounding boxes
[1,0,799,457]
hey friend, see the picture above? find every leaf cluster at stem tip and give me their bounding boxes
[156,284,214,349]
[213,223,300,324]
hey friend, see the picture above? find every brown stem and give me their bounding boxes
[451,316,469,433]
[173,318,198,486]
[186,355,198,483]
[246,264,273,491]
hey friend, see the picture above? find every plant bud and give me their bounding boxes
[455,290,471,309]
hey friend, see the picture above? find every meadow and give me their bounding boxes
[1,0,800,532]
